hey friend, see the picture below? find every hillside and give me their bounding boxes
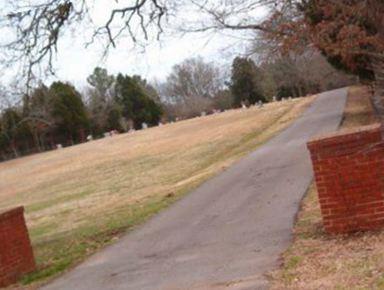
[0,96,314,285]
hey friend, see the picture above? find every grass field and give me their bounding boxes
[270,86,384,290]
[0,97,314,286]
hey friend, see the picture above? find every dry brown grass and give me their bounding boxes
[270,86,384,290]
[0,97,314,286]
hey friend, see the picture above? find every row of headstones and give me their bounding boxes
[200,108,225,117]
[95,96,296,141]
[108,96,298,137]
[239,96,295,111]
[90,106,232,143]
[241,100,265,109]
[56,130,120,148]
[56,96,298,149]
[76,123,158,147]
[271,96,297,102]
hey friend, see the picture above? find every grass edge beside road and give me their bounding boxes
[269,86,384,290]
[12,98,314,289]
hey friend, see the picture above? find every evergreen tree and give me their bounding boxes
[115,74,163,129]
[49,82,89,143]
[106,104,124,132]
[87,67,115,98]
[0,108,30,157]
[86,67,117,134]
[132,75,162,104]
[230,57,266,106]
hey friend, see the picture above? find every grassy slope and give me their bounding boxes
[0,97,314,287]
[270,86,384,290]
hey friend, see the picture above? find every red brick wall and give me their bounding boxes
[307,124,384,234]
[0,207,36,287]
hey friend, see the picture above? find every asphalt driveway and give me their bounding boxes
[42,88,347,290]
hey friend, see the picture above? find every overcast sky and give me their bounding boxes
[1,0,268,90]
[55,28,253,89]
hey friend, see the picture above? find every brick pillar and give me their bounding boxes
[307,124,384,234]
[0,207,36,287]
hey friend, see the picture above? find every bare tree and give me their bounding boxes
[163,57,224,118]
[256,49,355,99]
[1,0,168,90]
[3,0,383,117]
[0,1,282,91]
[165,57,222,99]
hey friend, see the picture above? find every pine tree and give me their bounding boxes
[50,82,90,144]
[115,74,163,129]
[230,57,266,106]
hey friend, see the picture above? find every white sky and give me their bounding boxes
[56,28,252,89]
[1,0,268,90]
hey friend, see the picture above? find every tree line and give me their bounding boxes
[1,1,383,120]
[0,70,163,160]
[0,51,353,161]
[1,0,380,162]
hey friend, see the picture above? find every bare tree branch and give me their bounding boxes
[1,0,168,90]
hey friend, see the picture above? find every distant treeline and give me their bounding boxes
[0,54,355,161]
[0,71,164,160]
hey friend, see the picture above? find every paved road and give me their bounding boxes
[42,89,347,290]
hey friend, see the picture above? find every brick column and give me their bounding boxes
[307,124,384,234]
[0,207,36,287]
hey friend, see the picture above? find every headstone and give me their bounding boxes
[258,100,264,108]
[158,122,163,127]
[86,135,93,142]
[103,132,110,138]
[272,96,277,102]
[201,111,206,117]
[241,102,247,109]
[142,123,148,129]
[56,144,63,149]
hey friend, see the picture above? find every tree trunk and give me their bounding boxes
[10,140,19,158]
[32,129,42,152]
[298,86,304,98]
